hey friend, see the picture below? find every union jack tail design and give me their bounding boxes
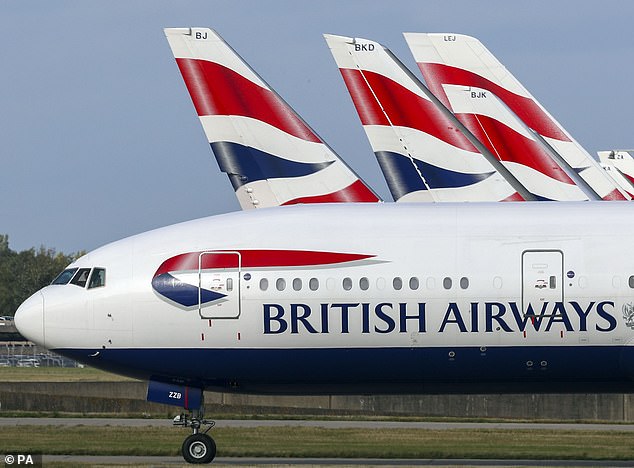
[404,33,629,201]
[325,34,524,202]
[164,28,380,209]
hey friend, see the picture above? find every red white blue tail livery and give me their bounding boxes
[405,33,629,201]
[13,27,634,465]
[325,34,522,202]
[165,28,379,209]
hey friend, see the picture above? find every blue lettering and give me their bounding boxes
[331,303,358,333]
[439,303,467,333]
[290,304,317,334]
[320,303,329,333]
[374,303,396,333]
[509,302,547,331]
[470,302,479,332]
[399,302,426,333]
[596,301,617,332]
[509,302,531,331]
[570,301,594,332]
[262,300,616,336]
[485,302,512,332]
[545,302,573,332]
[362,303,370,334]
[263,304,287,334]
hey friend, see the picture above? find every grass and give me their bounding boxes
[1,425,634,460]
[0,366,134,382]
[2,367,634,461]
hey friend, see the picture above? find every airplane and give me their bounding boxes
[165,28,380,209]
[599,150,634,196]
[404,33,630,201]
[14,201,634,463]
[13,29,634,465]
[324,34,526,202]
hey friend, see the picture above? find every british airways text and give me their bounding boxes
[263,301,617,335]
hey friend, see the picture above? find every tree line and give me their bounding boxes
[0,235,83,316]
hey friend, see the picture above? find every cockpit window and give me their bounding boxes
[88,268,106,289]
[70,268,91,287]
[51,268,78,285]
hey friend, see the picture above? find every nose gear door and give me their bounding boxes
[198,251,241,319]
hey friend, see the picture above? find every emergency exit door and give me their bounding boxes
[198,251,241,319]
[521,250,563,316]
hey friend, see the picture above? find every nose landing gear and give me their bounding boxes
[147,381,215,463]
[174,409,216,464]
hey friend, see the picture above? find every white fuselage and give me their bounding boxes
[14,202,634,393]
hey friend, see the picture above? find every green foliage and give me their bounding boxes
[0,234,84,315]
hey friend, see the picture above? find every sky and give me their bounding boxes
[2,1,633,254]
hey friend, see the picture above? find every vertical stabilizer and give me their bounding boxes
[405,33,629,201]
[165,28,380,209]
[325,34,526,202]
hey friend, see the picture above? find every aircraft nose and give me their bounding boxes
[14,291,45,347]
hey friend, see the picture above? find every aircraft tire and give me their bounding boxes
[182,433,216,464]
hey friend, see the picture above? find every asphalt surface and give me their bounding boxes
[3,418,634,467]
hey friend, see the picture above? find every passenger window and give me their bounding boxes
[343,277,352,291]
[52,268,78,285]
[630,276,634,289]
[276,278,286,291]
[613,276,621,289]
[359,277,369,290]
[259,278,269,291]
[88,268,106,289]
[293,278,302,291]
[393,277,403,290]
[460,277,469,290]
[309,278,319,291]
[70,268,91,288]
[409,277,419,290]
[443,277,453,290]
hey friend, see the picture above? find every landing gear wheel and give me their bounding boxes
[182,433,216,464]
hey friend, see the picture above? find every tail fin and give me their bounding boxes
[324,34,523,202]
[405,33,629,201]
[598,150,634,196]
[164,28,379,209]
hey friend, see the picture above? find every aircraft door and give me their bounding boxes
[198,251,241,319]
[522,250,563,315]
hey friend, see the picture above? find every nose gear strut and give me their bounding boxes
[173,398,216,464]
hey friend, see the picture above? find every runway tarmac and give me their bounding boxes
[4,418,634,467]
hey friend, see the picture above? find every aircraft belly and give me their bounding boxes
[54,344,634,394]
